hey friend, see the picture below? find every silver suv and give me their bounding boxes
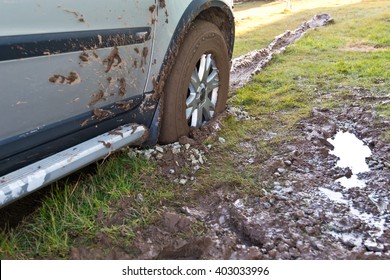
[0,0,235,207]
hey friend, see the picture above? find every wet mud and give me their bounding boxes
[125,104,389,260]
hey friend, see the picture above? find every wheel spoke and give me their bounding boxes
[186,91,196,107]
[201,96,215,120]
[186,53,220,128]
[206,69,219,91]
[197,55,207,83]
[190,69,201,90]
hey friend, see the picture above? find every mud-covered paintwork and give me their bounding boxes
[0,0,234,207]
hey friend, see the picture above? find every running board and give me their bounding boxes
[0,124,148,208]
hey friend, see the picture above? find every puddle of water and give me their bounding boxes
[327,131,372,189]
[319,187,387,237]
[318,187,348,205]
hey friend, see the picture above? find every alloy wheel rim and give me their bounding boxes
[186,53,220,127]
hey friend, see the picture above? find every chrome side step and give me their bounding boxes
[0,124,148,208]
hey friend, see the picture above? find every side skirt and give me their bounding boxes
[0,124,148,208]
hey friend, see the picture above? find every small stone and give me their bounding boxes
[179,179,187,185]
[137,193,145,202]
[374,163,384,170]
[274,172,281,177]
[185,143,191,150]
[155,146,164,153]
[128,150,137,158]
[277,168,286,173]
[156,153,163,160]
[364,238,384,252]
[368,160,377,168]
[268,249,278,258]
[219,137,226,143]
[295,210,305,218]
[289,248,300,258]
[305,226,315,235]
[169,169,175,174]
[284,160,292,166]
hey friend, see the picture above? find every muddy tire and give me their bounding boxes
[159,20,230,144]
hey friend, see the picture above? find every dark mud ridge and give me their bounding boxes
[230,13,334,90]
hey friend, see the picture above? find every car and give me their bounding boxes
[0,0,235,208]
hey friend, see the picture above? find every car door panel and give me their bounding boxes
[0,0,156,163]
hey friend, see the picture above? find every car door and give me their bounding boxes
[0,0,156,174]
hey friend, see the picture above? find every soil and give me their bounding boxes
[68,86,390,260]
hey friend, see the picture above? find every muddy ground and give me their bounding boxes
[71,92,389,260]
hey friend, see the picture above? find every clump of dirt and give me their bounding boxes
[119,78,126,96]
[128,118,223,184]
[48,71,81,85]
[104,47,122,73]
[89,90,107,107]
[92,108,112,120]
[230,14,334,90]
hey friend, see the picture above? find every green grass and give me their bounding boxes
[1,0,390,259]
[0,154,176,259]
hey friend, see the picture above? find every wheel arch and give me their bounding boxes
[144,0,234,145]
[195,4,235,59]
[157,0,235,88]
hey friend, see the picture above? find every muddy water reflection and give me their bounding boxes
[328,131,372,189]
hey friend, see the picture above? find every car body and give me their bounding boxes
[0,0,235,207]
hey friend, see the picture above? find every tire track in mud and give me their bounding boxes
[230,13,334,90]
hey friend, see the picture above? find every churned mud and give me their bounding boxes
[69,95,389,260]
[126,100,388,260]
